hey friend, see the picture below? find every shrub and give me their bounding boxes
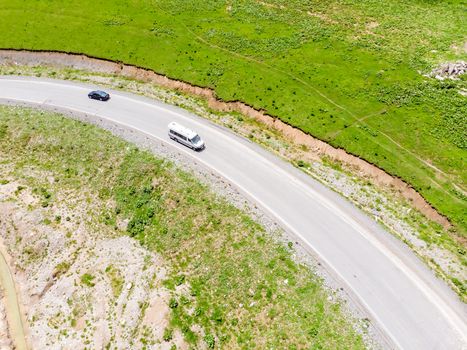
[127,216,147,237]
[204,334,215,349]
[163,328,173,342]
[81,273,95,287]
[175,275,185,286]
[169,298,178,309]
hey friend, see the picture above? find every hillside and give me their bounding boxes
[0,106,365,348]
[0,0,465,233]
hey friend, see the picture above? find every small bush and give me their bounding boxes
[175,275,185,286]
[127,216,147,237]
[81,273,95,287]
[169,297,178,309]
[296,160,306,167]
[163,328,173,342]
[204,334,215,349]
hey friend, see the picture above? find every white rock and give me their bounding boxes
[126,282,132,290]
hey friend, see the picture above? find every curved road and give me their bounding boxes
[0,77,466,349]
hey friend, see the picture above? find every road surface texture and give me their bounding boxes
[0,77,466,349]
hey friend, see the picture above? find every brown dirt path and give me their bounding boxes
[0,240,29,350]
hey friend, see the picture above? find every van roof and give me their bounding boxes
[168,122,198,139]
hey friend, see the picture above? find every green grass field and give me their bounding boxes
[0,106,365,348]
[0,0,466,233]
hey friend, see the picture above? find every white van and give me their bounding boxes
[168,122,205,151]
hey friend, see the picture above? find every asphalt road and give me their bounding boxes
[1,77,466,349]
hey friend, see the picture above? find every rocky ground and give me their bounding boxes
[0,178,190,349]
[428,61,467,80]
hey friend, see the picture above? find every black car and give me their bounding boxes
[88,90,110,101]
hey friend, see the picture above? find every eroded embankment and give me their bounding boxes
[0,49,451,229]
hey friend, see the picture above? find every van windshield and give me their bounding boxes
[191,135,201,144]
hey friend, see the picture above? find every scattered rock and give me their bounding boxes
[427,61,467,80]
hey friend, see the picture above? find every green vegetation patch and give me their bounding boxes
[105,265,125,298]
[0,0,466,233]
[81,273,96,287]
[0,106,365,348]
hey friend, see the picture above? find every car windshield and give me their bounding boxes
[191,135,200,144]
[97,91,107,97]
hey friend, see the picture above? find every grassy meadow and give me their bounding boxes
[0,106,366,348]
[0,1,465,233]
